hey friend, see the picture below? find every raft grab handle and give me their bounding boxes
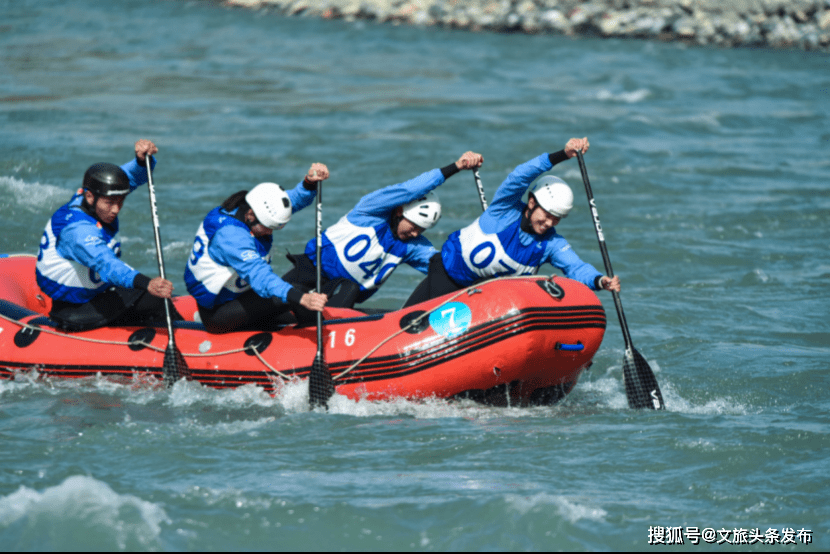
[555,341,584,351]
[538,279,565,299]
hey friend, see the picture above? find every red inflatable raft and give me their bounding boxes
[0,254,606,405]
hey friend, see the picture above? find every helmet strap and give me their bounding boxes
[520,207,535,234]
[241,209,258,230]
[80,191,100,219]
[79,192,116,230]
[521,196,540,234]
[391,208,404,236]
[229,201,254,227]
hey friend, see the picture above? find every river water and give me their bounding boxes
[1,0,828,550]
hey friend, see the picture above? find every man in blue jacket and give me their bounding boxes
[403,137,620,307]
[36,139,177,330]
[184,164,330,333]
[283,151,484,308]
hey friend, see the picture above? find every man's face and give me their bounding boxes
[85,191,126,225]
[395,210,426,241]
[526,196,560,235]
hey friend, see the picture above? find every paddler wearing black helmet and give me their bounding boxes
[35,139,180,331]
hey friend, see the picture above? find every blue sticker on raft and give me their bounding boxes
[428,302,472,338]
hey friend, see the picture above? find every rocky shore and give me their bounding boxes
[221,0,830,52]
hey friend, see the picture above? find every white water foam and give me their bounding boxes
[581,356,753,416]
[166,379,282,410]
[8,362,728,421]
[0,475,170,550]
[165,375,535,421]
[0,374,35,397]
[322,387,558,420]
[0,176,68,212]
[142,240,190,257]
[0,369,588,422]
[595,88,651,103]
[505,493,607,523]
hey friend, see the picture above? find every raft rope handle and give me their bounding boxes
[251,348,294,381]
[0,311,249,358]
[331,275,558,381]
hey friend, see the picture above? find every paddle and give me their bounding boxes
[575,151,664,410]
[308,175,335,409]
[144,156,188,387]
[473,168,488,211]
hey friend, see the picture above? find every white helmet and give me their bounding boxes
[529,176,574,218]
[246,182,292,230]
[401,191,442,230]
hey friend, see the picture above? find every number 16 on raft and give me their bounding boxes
[328,328,356,349]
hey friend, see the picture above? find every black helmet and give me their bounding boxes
[83,163,131,196]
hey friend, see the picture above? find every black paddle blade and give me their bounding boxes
[309,354,335,409]
[163,345,189,387]
[622,347,665,410]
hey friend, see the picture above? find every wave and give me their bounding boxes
[595,88,651,103]
[0,475,169,550]
[0,176,68,213]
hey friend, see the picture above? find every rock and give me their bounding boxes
[672,15,697,37]
[632,13,668,36]
[541,9,570,32]
[765,15,800,46]
[218,0,830,52]
[598,11,627,35]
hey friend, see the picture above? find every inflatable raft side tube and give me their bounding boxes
[322,306,606,384]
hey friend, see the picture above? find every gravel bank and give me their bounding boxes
[221,0,830,52]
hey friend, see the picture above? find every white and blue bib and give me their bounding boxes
[308,215,408,294]
[443,216,546,286]
[35,197,124,303]
[185,207,272,308]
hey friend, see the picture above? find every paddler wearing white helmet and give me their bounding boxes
[403,137,620,308]
[283,151,484,309]
[184,163,330,334]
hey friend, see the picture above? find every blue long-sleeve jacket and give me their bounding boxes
[303,168,444,303]
[35,157,156,303]
[184,182,315,308]
[442,152,603,289]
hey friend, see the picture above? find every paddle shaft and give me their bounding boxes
[575,151,665,410]
[144,157,176,351]
[575,152,638,350]
[315,180,323,353]
[473,169,488,211]
[308,176,335,408]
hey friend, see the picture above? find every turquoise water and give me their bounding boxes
[1,0,829,550]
